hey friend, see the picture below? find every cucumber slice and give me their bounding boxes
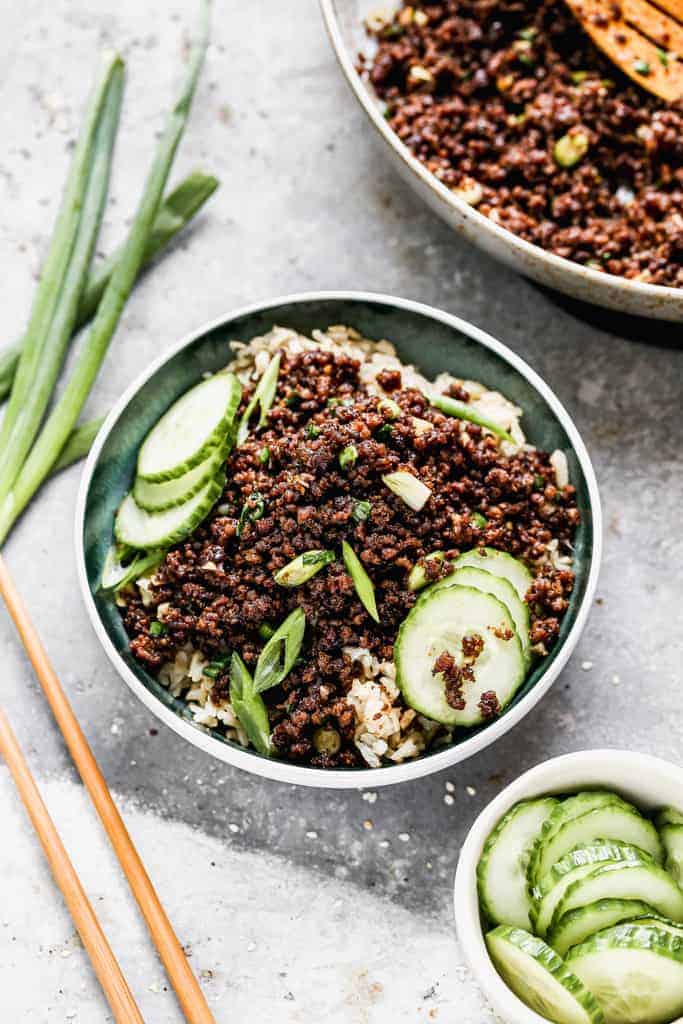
[478,797,559,929]
[554,861,683,931]
[530,805,664,888]
[431,566,531,667]
[528,793,633,887]
[486,926,605,1024]
[629,915,683,937]
[659,824,683,883]
[133,443,227,512]
[655,806,683,828]
[453,547,533,601]
[137,372,241,482]
[567,924,683,1024]
[533,844,652,937]
[115,472,225,550]
[395,584,525,726]
[549,899,657,956]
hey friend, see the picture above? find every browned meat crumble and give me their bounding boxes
[362,1,683,287]
[122,347,578,767]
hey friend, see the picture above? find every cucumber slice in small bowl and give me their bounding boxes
[529,804,664,888]
[548,899,657,956]
[395,584,526,727]
[486,925,605,1024]
[532,843,653,937]
[115,471,226,550]
[133,443,228,512]
[659,824,683,883]
[655,806,683,828]
[429,565,532,668]
[528,793,634,887]
[552,860,683,933]
[478,797,558,929]
[567,923,683,1024]
[453,547,533,601]
[137,371,241,483]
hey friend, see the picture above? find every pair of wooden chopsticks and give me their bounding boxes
[0,553,215,1024]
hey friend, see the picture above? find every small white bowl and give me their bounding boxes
[453,749,683,1024]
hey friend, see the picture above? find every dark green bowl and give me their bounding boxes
[76,292,602,788]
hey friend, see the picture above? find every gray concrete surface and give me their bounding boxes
[1,1,681,1020]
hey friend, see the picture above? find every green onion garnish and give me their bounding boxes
[429,392,515,444]
[657,49,669,68]
[339,444,358,470]
[376,424,393,441]
[229,653,272,756]
[257,446,270,465]
[285,391,301,409]
[236,492,265,537]
[258,622,275,640]
[378,397,401,419]
[407,551,447,593]
[306,423,321,439]
[253,607,306,694]
[382,470,432,512]
[99,545,165,594]
[471,511,487,529]
[274,549,335,587]
[328,397,353,410]
[633,59,651,76]
[236,352,282,446]
[351,499,372,523]
[342,540,379,622]
[203,655,230,679]
[150,620,166,636]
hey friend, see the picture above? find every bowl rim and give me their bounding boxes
[75,289,602,789]
[453,749,683,1024]
[319,0,682,311]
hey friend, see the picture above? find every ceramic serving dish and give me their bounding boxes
[320,0,683,322]
[453,749,683,1023]
[76,291,601,788]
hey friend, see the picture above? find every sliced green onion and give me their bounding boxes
[339,444,358,470]
[351,499,372,523]
[305,423,321,439]
[203,656,230,679]
[274,550,335,587]
[471,511,487,529]
[0,172,220,404]
[0,2,211,547]
[258,622,275,640]
[328,397,353,410]
[378,397,401,419]
[407,551,446,592]
[633,58,651,76]
[313,726,341,755]
[236,352,282,445]
[99,545,165,593]
[285,391,301,409]
[257,446,271,465]
[376,423,393,441]
[236,492,265,537]
[149,620,166,637]
[253,607,306,694]
[429,392,515,444]
[382,470,432,512]
[657,49,670,68]
[553,131,589,169]
[0,53,124,501]
[229,652,271,756]
[342,540,379,623]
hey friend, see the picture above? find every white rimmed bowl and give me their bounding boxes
[75,290,601,788]
[453,749,683,1023]
[320,0,683,322]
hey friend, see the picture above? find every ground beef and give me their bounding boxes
[362,1,683,287]
[122,347,578,766]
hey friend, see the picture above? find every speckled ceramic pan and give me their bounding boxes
[75,292,602,788]
[320,0,683,322]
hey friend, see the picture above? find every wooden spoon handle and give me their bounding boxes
[0,708,144,1024]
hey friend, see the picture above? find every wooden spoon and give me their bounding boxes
[564,0,683,101]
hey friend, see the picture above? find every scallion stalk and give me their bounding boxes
[0,172,219,404]
[236,352,282,446]
[0,1,211,546]
[229,652,272,756]
[429,392,515,444]
[341,540,379,622]
[0,59,124,500]
[407,551,447,592]
[273,550,335,587]
[50,416,106,476]
[253,607,305,694]
[382,470,432,511]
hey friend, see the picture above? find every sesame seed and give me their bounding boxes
[398,832,410,842]
[466,786,477,797]
[581,661,593,671]
[305,830,318,839]
[363,819,374,830]
[378,839,389,848]
[228,823,240,834]
[611,674,621,685]
[444,793,455,806]
[445,781,455,793]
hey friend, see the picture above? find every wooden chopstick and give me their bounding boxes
[0,554,216,1024]
[0,707,145,1024]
